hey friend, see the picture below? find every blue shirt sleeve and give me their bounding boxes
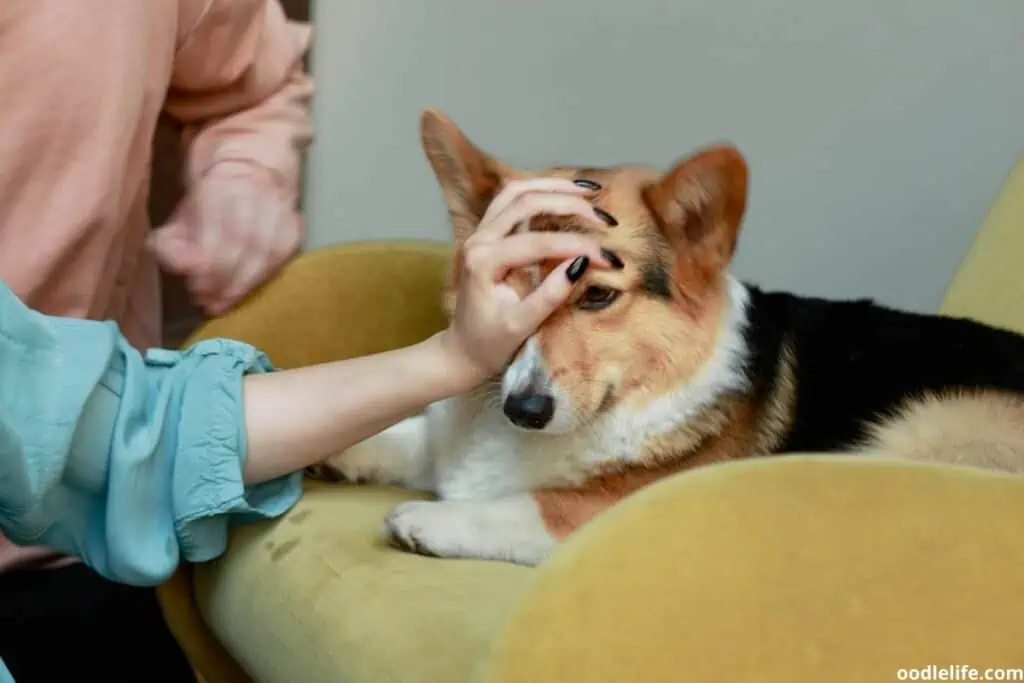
[0,281,303,587]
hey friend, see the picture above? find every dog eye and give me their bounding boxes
[578,286,620,311]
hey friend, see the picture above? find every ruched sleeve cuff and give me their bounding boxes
[147,339,304,564]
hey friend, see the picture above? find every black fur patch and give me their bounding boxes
[739,285,1024,452]
[641,262,673,299]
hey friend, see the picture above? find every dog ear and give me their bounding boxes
[420,109,517,244]
[642,145,748,296]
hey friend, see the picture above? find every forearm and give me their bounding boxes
[241,332,478,485]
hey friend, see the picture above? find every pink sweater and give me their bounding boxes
[0,0,313,573]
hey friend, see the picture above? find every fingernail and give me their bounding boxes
[566,256,590,283]
[594,207,618,227]
[573,178,602,191]
[600,249,624,269]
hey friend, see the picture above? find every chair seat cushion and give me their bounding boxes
[192,481,533,683]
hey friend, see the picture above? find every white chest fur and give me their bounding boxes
[425,394,606,500]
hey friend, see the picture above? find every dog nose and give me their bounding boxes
[503,391,555,430]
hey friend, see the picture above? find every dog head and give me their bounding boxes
[420,109,749,434]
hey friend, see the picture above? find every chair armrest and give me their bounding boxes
[483,455,1024,683]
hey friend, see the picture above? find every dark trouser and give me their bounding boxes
[0,563,196,682]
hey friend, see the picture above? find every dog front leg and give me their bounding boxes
[316,415,435,492]
[384,495,558,566]
[385,478,661,565]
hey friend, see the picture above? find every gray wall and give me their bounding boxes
[304,0,1024,313]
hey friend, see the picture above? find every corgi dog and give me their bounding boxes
[313,109,1024,566]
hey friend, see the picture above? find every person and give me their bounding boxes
[0,1,311,680]
[0,177,610,682]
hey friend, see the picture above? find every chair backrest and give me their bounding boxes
[185,240,452,369]
[940,155,1024,333]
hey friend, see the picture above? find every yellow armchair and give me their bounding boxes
[160,157,1024,683]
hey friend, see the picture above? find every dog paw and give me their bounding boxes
[319,444,389,485]
[383,498,557,565]
[384,501,477,559]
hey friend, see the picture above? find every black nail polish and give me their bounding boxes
[594,207,618,227]
[573,178,602,191]
[601,248,624,269]
[566,255,590,282]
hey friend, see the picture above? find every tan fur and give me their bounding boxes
[627,332,799,469]
[749,337,800,455]
[533,461,691,541]
[857,391,1024,474]
[530,375,806,539]
[528,160,744,424]
[536,279,729,425]
[531,397,757,539]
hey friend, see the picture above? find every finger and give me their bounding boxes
[479,178,592,228]
[467,231,609,283]
[197,184,231,260]
[475,180,595,241]
[210,202,297,314]
[187,259,227,302]
[191,188,239,300]
[187,272,219,306]
[228,200,291,285]
[264,207,302,265]
[507,257,585,333]
[213,255,270,314]
[205,193,261,301]
[474,193,606,244]
[148,224,199,273]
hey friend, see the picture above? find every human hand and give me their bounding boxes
[148,163,303,315]
[439,178,612,384]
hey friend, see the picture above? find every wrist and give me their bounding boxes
[427,330,489,395]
